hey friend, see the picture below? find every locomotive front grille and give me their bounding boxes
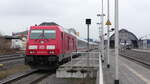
[28,55,58,65]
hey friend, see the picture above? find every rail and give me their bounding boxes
[120,50,150,66]
[0,69,38,84]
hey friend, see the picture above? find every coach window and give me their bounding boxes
[68,37,70,50]
[72,39,74,49]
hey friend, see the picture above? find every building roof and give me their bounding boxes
[12,30,28,37]
[110,29,138,41]
[0,36,20,39]
[139,34,150,40]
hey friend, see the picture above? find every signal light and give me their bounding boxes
[86,19,91,24]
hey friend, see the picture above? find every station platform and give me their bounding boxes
[56,51,100,79]
[103,49,150,84]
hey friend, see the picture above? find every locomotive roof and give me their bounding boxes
[37,22,73,33]
[39,22,59,26]
[31,22,78,37]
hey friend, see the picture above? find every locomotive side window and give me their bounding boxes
[61,33,63,40]
[30,29,56,39]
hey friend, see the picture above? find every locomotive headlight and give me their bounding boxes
[47,45,55,49]
[29,45,37,49]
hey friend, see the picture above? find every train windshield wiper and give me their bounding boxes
[38,30,46,39]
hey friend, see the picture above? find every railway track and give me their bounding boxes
[0,49,97,84]
[0,69,53,84]
[119,50,150,67]
[0,54,21,58]
[0,54,24,62]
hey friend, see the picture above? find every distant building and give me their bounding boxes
[68,28,77,35]
[12,30,28,38]
[0,36,22,49]
[140,39,150,49]
[12,30,28,50]
[138,34,150,49]
[110,29,138,48]
[0,36,12,49]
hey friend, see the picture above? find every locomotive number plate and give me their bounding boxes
[38,51,46,53]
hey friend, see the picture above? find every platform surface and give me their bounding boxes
[103,49,150,84]
[56,51,100,78]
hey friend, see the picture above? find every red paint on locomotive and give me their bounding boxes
[25,23,77,69]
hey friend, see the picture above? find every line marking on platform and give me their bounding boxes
[123,63,150,84]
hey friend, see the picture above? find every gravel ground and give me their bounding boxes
[0,58,30,80]
[0,59,24,70]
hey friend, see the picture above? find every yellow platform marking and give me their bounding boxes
[123,63,150,84]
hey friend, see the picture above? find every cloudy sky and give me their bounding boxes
[0,0,150,39]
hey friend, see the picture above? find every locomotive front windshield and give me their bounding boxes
[30,29,56,39]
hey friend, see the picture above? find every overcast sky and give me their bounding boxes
[0,0,150,39]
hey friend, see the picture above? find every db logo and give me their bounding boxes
[39,45,45,49]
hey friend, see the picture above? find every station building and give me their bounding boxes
[110,29,138,48]
[138,35,150,49]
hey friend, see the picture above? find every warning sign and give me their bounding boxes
[106,19,112,25]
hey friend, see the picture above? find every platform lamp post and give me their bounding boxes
[97,22,102,54]
[106,0,112,68]
[114,0,120,83]
[105,27,114,68]
[97,13,105,63]
[85,18,91,78]
[97,0,105,63]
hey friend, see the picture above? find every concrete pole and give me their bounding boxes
[101,0,105,63]
[114,0,119,84]
[87,24,90,70]
[107,0,110,68]
[97,23,102,53]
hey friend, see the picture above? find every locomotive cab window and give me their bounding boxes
[30,30,43,39]
[30,29,56,39]
[44,30,56,39]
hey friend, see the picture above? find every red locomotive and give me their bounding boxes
[25,22,77,69]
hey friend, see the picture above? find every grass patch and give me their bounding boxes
[0,49,24,55]
[0,64,30,80]
[0,71,8,79]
